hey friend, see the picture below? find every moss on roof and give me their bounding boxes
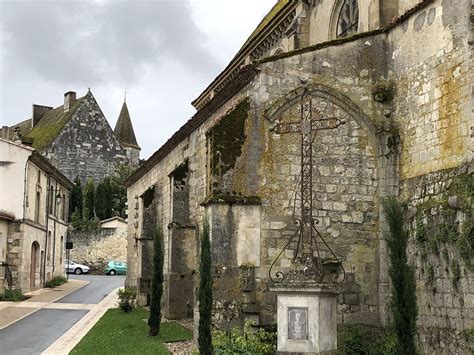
[26,97,84,151]
[8,119,32,139]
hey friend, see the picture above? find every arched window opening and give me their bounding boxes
[337,0,359,38]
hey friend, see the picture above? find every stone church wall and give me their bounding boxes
[126,1,472,352]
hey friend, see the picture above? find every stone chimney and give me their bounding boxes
[64,91,76,112]
[32,104,53,127]
[1,126,9,139]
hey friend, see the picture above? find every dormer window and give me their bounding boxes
[336,0,359,38]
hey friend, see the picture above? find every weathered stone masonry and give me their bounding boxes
[44,92,128,183]
[126,1,473,353]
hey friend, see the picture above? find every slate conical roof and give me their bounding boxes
[114,102,139,149]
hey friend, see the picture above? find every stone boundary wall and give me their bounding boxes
[69,228,127,273]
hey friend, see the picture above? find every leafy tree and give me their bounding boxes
[198,218,213,355]
[148,227,164,336]
[69,176,83,219]
[111,164,135,218]
[70,209,82,230]
[83,177,95,220]
[383,197,417,355]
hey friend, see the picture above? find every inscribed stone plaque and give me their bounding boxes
[288,307,308,340]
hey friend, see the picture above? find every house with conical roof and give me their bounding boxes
[1,90,140,183]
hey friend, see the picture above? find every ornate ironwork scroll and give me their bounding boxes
[268,89,346,284]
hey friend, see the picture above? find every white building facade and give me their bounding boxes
[0,138,73,293]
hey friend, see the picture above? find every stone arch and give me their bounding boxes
[264,84,380,153]
[264,84,398,326]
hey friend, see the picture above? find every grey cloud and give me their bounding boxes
[0,0,218,86]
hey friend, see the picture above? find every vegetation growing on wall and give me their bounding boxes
[414,172,473,271]
[208,99,249,195]
[384,197,417,355]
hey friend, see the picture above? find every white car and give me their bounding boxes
[65,260,90,275]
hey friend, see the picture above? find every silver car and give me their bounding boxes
[65,260,90,275]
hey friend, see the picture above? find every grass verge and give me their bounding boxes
[0,289,28,301]
[45,275,67,288]
[71,307,192,355]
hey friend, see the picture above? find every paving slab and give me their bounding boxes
[42,286,121,355]
[0,279,89,330]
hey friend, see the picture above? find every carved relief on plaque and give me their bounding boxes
[288,307,308,340]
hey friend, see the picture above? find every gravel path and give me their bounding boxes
[164,318,195,355]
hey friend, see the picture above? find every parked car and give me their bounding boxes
[65,260,90,275]
[104,260,127,276]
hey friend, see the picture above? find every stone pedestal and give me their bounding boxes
[271,284,339,354]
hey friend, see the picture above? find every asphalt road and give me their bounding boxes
[0,274,124,355]
[57,274,125,304]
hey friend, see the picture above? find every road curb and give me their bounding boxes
[0,280,90,330]
[42,286,122,355]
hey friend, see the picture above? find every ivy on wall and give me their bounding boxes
[414,172,473,281]
[207,99,249,195]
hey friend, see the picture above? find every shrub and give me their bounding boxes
[45,275,67,288]
[148,227,164,335]
[199,218,213,355]
[338,324,397,355]
[213,322,277,354]
[0,289,27,301]
[117,287,137,313]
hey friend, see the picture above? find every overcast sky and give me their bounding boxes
[0,0,275,159]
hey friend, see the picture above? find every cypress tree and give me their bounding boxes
[383,197,418,355]
[82,177,95,220]
[198,218,213,355]
[148,227,164,336]
[103,177,113,218]
[95,180,108,220]
[69,176,83,219]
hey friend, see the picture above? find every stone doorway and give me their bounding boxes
[30,241,40,290]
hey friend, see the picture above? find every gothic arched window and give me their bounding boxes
[336,0,359,38]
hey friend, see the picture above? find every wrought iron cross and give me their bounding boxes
[269,91,345,283]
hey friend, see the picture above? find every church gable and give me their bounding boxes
[45,91,127,183]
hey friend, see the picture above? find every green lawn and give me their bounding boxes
[71,308,192,355]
